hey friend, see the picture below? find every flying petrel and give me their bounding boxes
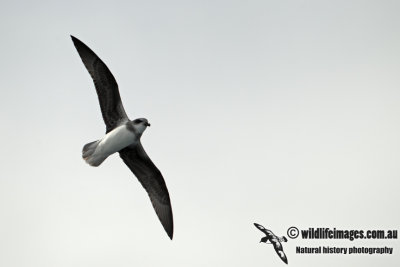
[71,35,173,239]
[254,223,288,264]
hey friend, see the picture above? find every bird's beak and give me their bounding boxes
[146,123,151,127]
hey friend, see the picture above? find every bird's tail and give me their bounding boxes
[82,140,106,167]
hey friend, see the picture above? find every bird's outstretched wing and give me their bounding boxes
[119,142,173,239]
[71,35,129,132]
[272,241,288,264]
[254,223,267,232]
[254,223,274,236]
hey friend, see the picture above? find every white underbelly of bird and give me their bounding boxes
[82,124,136,166]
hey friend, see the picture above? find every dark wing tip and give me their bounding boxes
[167,225,173,240]
[155,202,174,240]
[158,206,173,240]
[274,243,288,264]
[254,223,265,231]
[70,35,82,47]
[70,35,84,45]
[70,35,93,56]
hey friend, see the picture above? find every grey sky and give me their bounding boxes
[0,0,399,266]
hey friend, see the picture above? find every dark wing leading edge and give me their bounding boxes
[119,142,174,239]
[71,35,129,132]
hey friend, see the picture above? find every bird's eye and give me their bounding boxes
[133,119,142,124]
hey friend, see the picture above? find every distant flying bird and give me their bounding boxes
[71,35,173,239]
[254,223,288,264]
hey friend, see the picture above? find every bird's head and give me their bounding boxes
[260,236,269,243]
[132,118,151,133]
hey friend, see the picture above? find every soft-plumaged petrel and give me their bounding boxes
[71,35,173,239]
[254,223,288,264]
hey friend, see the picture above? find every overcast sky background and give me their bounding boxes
[0,0,399,266]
